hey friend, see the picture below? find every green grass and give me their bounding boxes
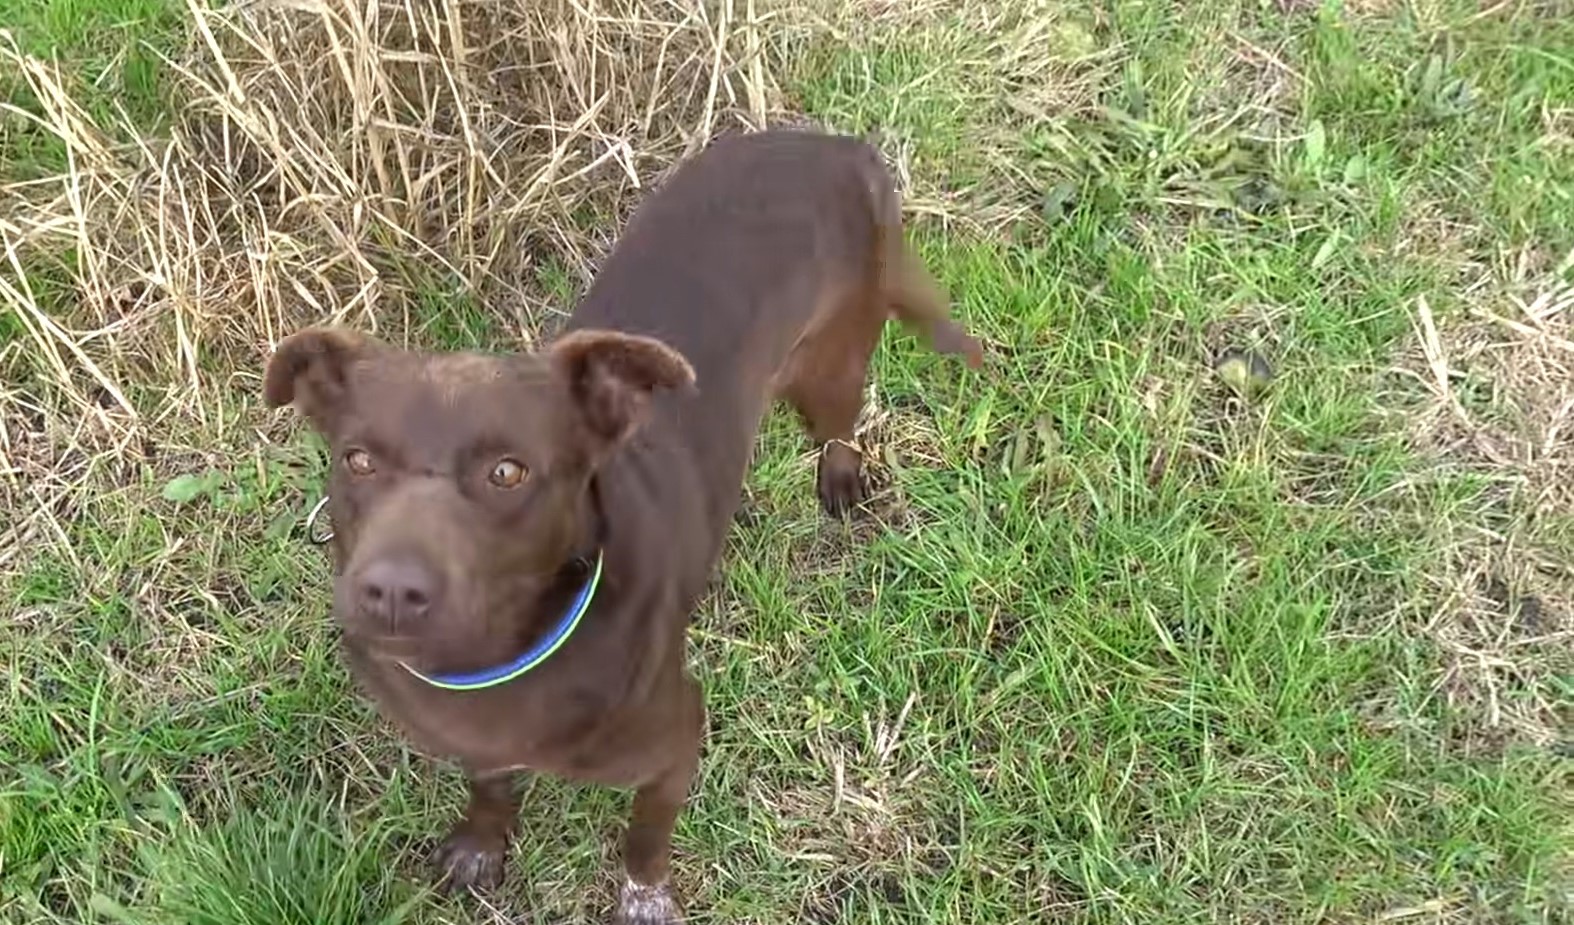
[3,1,1571,923]
[1,0,181,178]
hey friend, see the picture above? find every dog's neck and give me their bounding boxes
[399,552,602,690]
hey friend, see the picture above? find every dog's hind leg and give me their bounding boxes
[780,298,886,517]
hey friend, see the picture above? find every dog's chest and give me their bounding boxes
[343,649,616,776]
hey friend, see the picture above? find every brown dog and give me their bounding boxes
[262,128,981,923]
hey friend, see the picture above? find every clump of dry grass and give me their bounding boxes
[1,0,792,419]
[1398,248,1574,748]
[0,0,799,578]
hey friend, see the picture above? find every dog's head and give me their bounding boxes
[264,326,694,673]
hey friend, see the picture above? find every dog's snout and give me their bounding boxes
[356,555,442,628]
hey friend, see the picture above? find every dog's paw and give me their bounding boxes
[614,879,684,925]
[431,830,506,894]
[816,441,867,517]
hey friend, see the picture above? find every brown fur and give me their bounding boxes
[264,127,981,924]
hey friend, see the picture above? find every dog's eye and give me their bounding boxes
[488,458,527,489]
[345,449,375,476]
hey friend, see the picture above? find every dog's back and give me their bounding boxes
[571,129,980,537]
[569,130,882,404]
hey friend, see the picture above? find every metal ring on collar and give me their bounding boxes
[306,495,334,545]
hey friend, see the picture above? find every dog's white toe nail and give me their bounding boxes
[615,879,683,925]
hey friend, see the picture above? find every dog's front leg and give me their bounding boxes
[616,678,703,925]
[433,769,521,893]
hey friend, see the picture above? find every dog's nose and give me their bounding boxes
[356,556,441,628]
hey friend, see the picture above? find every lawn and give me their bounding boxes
[1,1,1570,923]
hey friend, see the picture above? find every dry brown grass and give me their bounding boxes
[0,0,806,593]
[1397,248,1574,748]
[3,0,786,407]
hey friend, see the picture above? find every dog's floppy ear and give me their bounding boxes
[264,326,377,431]
[550,329,695,448]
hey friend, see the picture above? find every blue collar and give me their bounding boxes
[399,551,604,691]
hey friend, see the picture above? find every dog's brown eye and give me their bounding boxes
[489,458,527,489]
[345,449,375,476]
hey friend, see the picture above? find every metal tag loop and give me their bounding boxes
[305,495,334,545]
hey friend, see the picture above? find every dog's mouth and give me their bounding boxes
[335,615,518,676]
[337,626,425,662]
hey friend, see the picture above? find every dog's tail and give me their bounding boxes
[857,143,985,370]
[885,244,985,369]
